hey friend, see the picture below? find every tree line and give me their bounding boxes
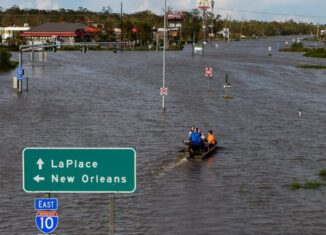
[0,5,322,44]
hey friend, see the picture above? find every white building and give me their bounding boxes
[0,24,30,42]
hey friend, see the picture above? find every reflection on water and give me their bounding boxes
[0,36,325,234]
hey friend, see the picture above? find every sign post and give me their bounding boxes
[160,87,168,96]
[205,67,213,89]
[268,46,272,56]
[223,74,232,99]
[16,66,24,93]
[24,147,136,234]
[23,148,136,193]
[34,198,58,211]
[35,211,59,234]
[34,198,59,234]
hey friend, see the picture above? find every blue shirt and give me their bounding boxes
[191,132,201,145]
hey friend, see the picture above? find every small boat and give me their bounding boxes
[183,140,219,160]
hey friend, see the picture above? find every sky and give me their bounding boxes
[0,0,326,23]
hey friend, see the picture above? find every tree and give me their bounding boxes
[77,6,88,13]
[101,6,112,14]
[0,48,12,68]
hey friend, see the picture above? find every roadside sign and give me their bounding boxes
[160,87,168,96]
[35,198,58,211]
[205,67,213,78]
[35,211,59,234]
[16,67,24,80]
[23,148,136,193]
[17,67,24,77]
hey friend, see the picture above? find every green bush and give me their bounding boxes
[279,42,309,52]
[291,42,304,49]
[290,182,301,190]
[0,48,12,67]
[303,181,322,189]
[297,64,326,69]
[319,169,326,178]
[0,48,18,70]
[304,48,326,58]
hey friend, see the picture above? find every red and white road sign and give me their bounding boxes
[160,87,168,96]
[205,67,213,78]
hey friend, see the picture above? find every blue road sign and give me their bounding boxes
[17,67,24,77]
[34,198,58,211]
[35,211,59,234]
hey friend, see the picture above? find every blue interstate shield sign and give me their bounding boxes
[35,211,59,234]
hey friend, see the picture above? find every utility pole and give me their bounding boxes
[240,17,243,39]
[120,2,123,51]
[210,0,215,42]
[199,0,209,54]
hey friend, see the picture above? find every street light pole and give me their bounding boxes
[162,0,166,110]
[199,0,209,54]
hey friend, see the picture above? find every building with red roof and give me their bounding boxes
[21,23,89,44]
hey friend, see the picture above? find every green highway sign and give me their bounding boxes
[23,148,136,193]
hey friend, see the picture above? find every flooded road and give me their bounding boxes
[0,36,325,234]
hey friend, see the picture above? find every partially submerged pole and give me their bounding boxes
[120,2,123,52]
[192,32,195,57]
[109,194,115,235]
[223,74,232,99]
[156,33,159,53]
[162,0,167,111]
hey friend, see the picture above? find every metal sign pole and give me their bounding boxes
[156,33,159,53]
[120,2,123,52]
[162,0,167,111]
[109,194,115,235]
[192,32,195,57]
[19,51,22,67]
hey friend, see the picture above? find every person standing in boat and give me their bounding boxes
[198,128,206,149]
[188,126,195,141]
[207,130,217,150]
[190,128,202,157]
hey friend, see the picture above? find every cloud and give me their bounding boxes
[35,0,59,10]
[135,0,151,12]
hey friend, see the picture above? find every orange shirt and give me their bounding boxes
[207,133,216,145]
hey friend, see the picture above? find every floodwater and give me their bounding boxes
[0,36,325,234]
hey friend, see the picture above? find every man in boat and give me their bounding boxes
[198,128,206,149]
[188,126,195,141]
[207,130,217,150]
[189,128,202,158]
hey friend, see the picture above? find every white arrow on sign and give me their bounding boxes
[36,158,44,170]
[33,175,45,183]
